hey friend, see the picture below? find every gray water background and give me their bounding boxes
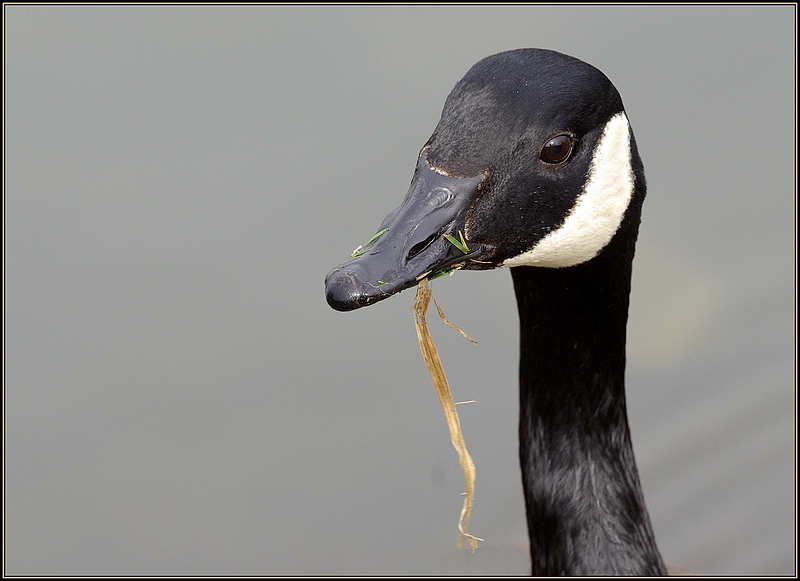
[4,5,795,575]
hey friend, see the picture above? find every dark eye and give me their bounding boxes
[540,134,573,164]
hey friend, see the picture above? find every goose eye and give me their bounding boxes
[540,134,573,164]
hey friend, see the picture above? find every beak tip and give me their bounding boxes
[324,265,380,311]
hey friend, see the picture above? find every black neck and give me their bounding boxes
[510,234,666,575]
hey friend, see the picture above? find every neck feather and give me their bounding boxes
[510,232,666,575]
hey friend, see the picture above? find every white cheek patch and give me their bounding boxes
[500,112,634,268]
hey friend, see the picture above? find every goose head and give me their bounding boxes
[325,48,645,311]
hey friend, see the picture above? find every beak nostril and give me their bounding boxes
[407,232,439,260]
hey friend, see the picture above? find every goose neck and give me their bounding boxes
[510,260,666,575]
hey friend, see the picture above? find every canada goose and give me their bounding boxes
[324,48,666,576]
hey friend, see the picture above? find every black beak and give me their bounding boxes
[325,150,489,312]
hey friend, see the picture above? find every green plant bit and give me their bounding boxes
[430,262,467,281]
[351,228,390,258]
[413,279,482,552]
[367,227,389,244]
[444,231,470,254]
